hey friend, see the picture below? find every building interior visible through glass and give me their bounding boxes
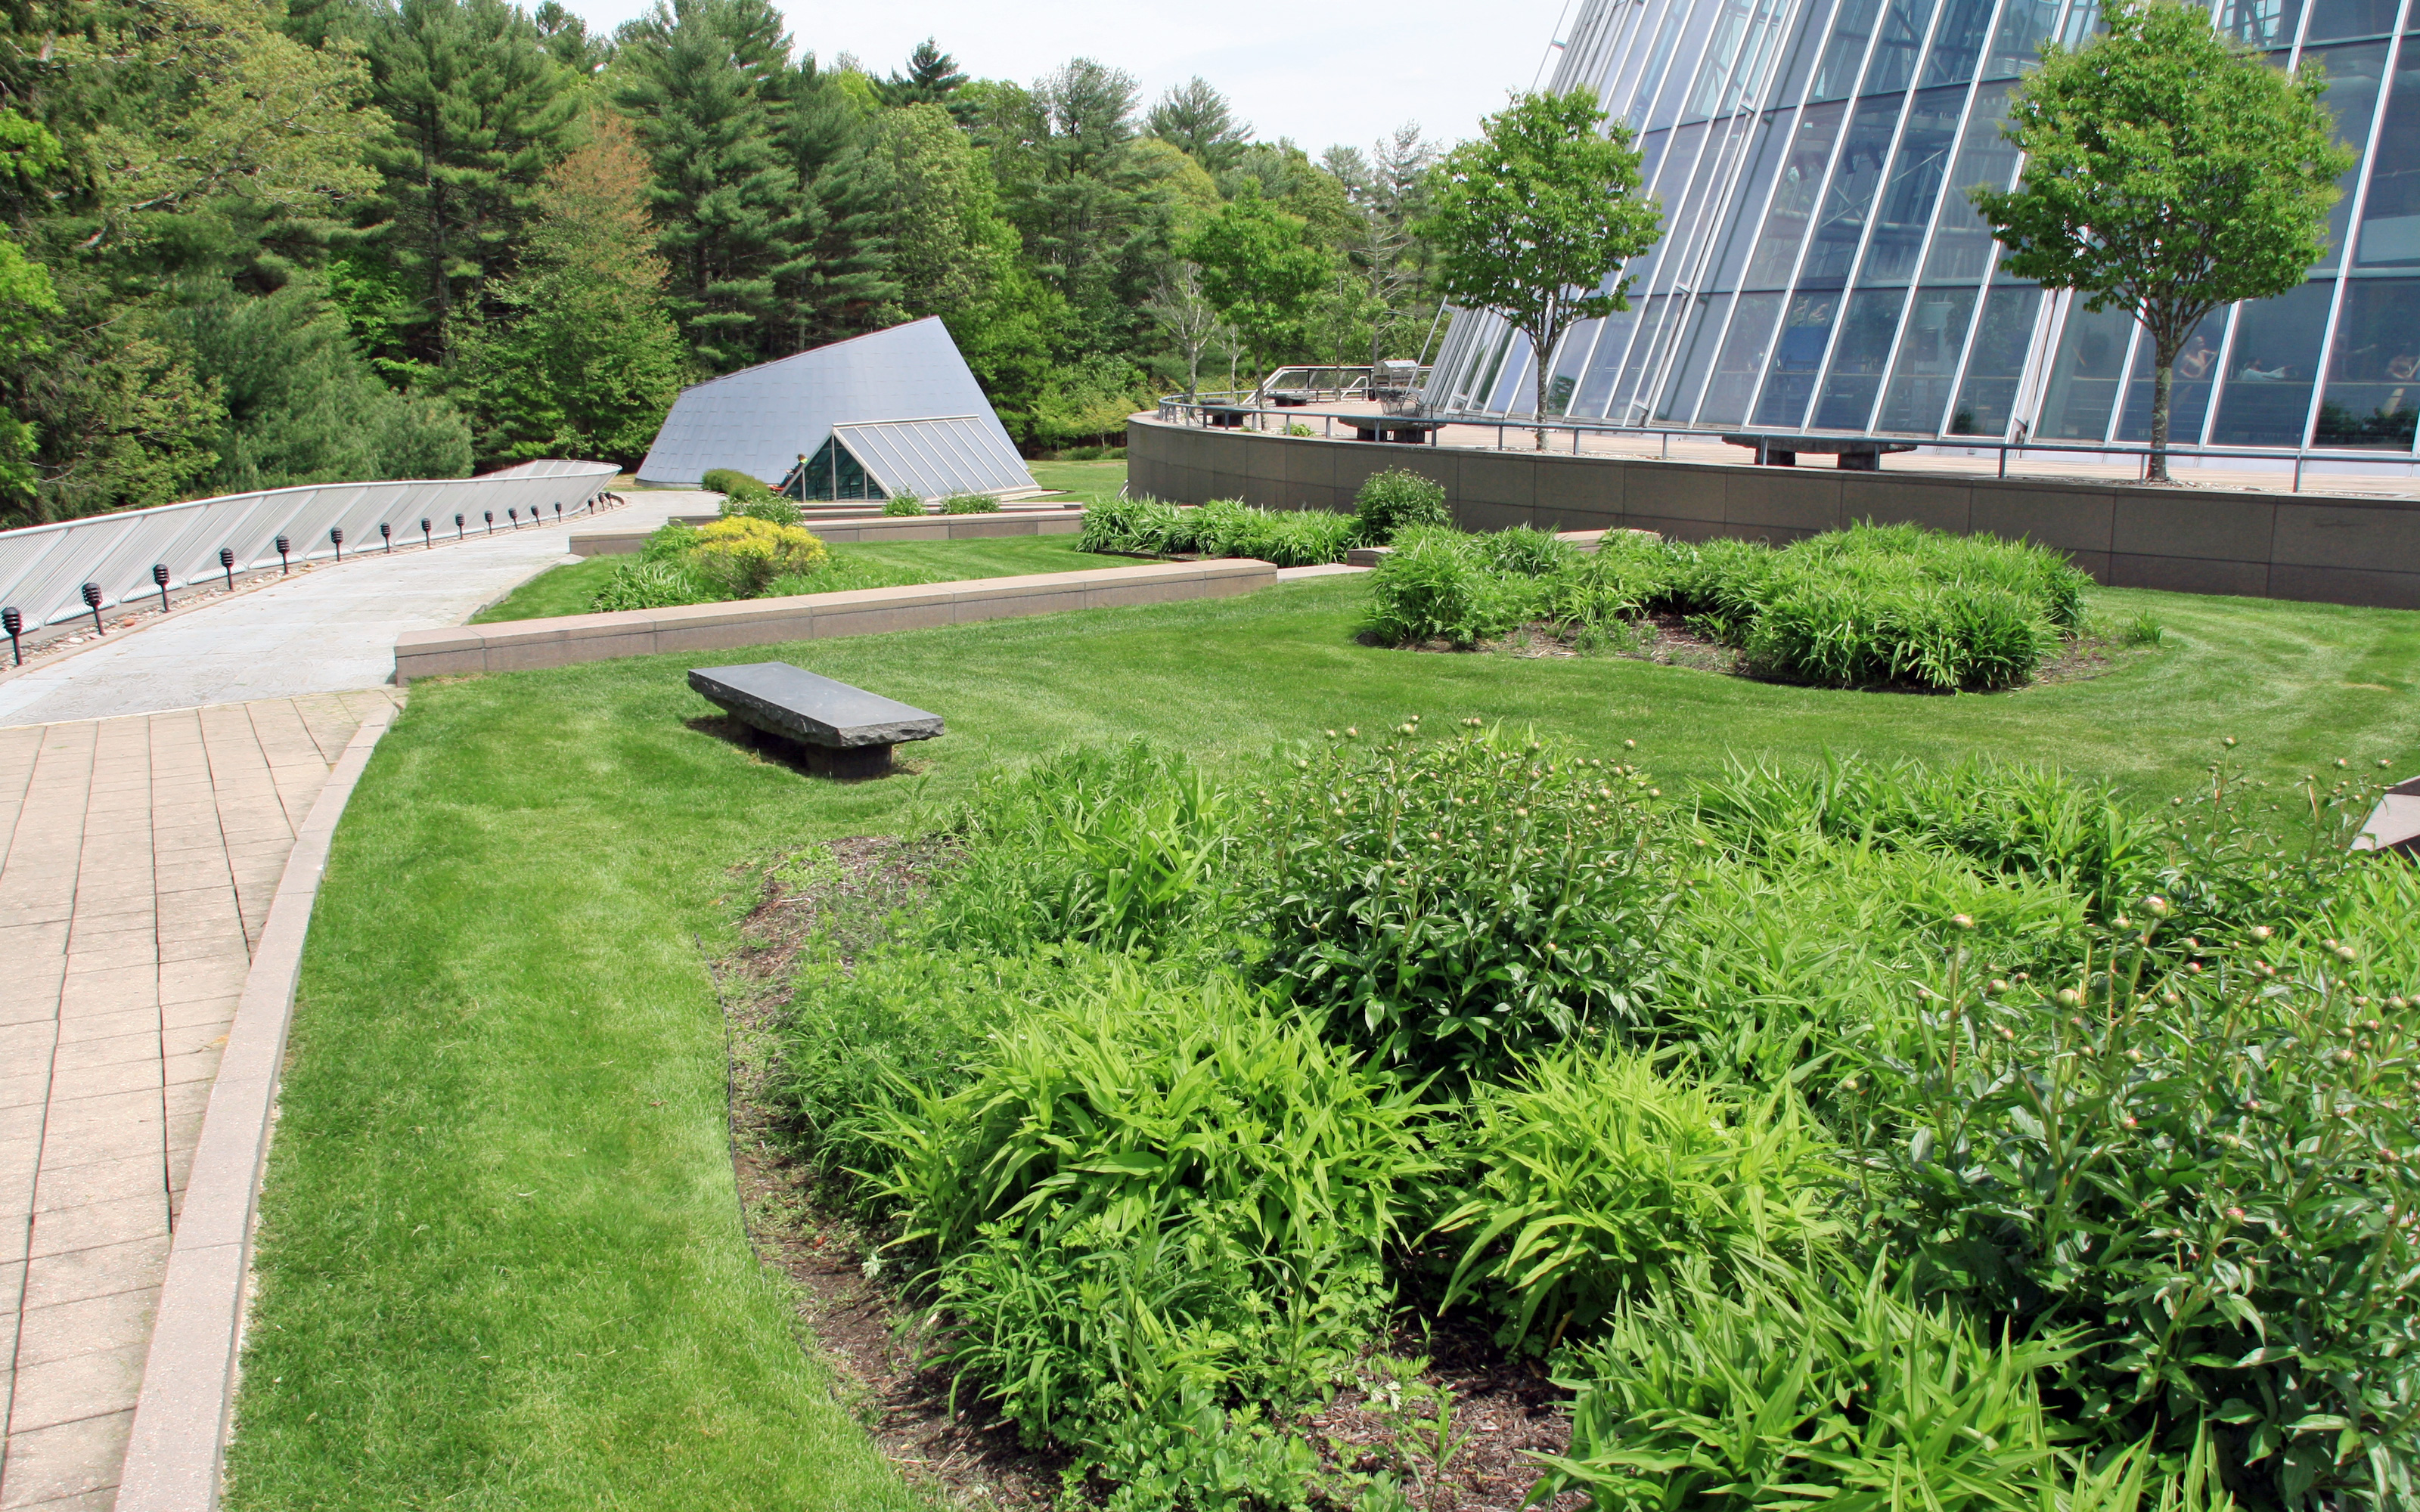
[782,439,889,502]
[1425,0,2420,456]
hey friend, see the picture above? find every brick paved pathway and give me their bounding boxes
[0,691,397,1510]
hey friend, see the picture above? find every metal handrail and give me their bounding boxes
[1149,397,2418,494]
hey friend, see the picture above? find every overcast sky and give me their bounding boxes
[560,0,1578,155]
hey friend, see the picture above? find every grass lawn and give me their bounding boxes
[1025,456,1128,507]
[470,534,1102,623]
[228,575,2420,1508]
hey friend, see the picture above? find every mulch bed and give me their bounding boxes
[707,837,1587,1511]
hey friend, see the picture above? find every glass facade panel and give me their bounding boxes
[2313,277,2420,447]
[1754,289,1844,423]
[1919,82,2018,283]
[2211,279,2336,445]
[1799,95,1903,285]
[1860,0,1942,95]
[1777,0,1844,102]
[1984,0,2062,78]
[1610,295,1683,418]
[1711,112,1789,287]
[1921,0,1996,84]
[1858,85,1965,286]
[1745,103,1848,285]
[2114,308,2228,442]
[1571,305,1646,414]
[1950,284,2042,434]
[2309,42,2391,268]
[1813,0,1886,100]
[2356,38,2420,268]
[1658,293,1733,418]
[1813,286,1907,426]
[1876,284,1980,430]
[2305,0,2404,41]
[2220,0,2301,49]
[2036,301,2133,441]
[797,437,886,501]
[1700,292,1787,422]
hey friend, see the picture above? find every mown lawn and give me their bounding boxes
[228,575,2420,1509]
[470,534,1100,623]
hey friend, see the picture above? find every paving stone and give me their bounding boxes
[0,1407,132,1507]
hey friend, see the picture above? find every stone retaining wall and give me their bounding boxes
[394,558,1274,683]
[568,510,1083,557]
[1127,415,2420,610]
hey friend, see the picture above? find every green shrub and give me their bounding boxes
[924,742,1240,956]
[1532,1266,2083,1512]
[1084,497,1358,566]
[1351,468,1450,543]
[1364,527,1533,646]
[881,495,926,517]
[588,559,712,612]
[941,492,1001,515]
[1255,721,1666,1077]
[700,466,775,501]
[717,492,805,527]
[1079,495,1184,556]
[1477,524,1578,578]
[685,516,827,597]
[1434,1050,1840,1349]
[638,519,701,564]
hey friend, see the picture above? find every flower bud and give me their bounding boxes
[1953,913,1976,930]
[2145,895,2170,917]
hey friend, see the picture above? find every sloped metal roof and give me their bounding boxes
[832,417,1032,500]
[637,318,1027,490]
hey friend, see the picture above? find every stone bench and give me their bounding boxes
[689,662,942,778]
[1721,433,1920,470]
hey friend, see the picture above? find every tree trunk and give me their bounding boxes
[1531,324,1553,451]
[2149,328,2177,484]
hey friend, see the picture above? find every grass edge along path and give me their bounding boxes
[224,575,2420,1507]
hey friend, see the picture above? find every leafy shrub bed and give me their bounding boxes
[765,722,2418,1511]
[1079,468,1449,569]
[1370,522,2104,692]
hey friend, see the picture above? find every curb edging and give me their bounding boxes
[114,701,401,1512]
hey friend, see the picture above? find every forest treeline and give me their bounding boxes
[0,0,1442,525]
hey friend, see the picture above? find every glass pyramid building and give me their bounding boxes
[1426,0,2420,459]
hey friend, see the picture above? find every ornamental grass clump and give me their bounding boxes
[1255,719,1666,1077]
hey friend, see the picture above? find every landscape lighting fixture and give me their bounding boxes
[151,562,170,612]
[219,547,235,590]
[330,526,345,562]
[508,507,520,528]
[2,606,20,666]
[79,581,104,634]
[380,521,392,553]
[484,510,494,533]
[455,513,466,540]
[276,535,291,573]
[421,518,433,548]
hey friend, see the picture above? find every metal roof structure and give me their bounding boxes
[636,318,1032,494]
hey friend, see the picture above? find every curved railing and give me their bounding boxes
[0,459,619,629]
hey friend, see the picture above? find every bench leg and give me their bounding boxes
[803,743,895,780]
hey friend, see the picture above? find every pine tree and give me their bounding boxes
[1145,77,1248,172]
[364,0,581,364]
[873,39,968,119]
[613,0,797,371]
[772,54,895,350]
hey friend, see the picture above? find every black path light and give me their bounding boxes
[484,510,495,533]
[507,506,520,528]
[276,535,291,574]
[219,547,235,590]
[380,521,392,553]
[151,562,171,612]
[554,501,563,522]
[330,525,345,562]
[80,581,104,634]
[420,517,433,548]
[3,606,21,667]
[455,512,466,540]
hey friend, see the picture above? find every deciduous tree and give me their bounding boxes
[1971,0,2352,480]
[1417,88,1659,447]
[1183,189,1333,382]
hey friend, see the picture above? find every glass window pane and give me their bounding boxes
[1544,318,1600,414]
[2114,308,2229,442]
[1777,0,1844,104]
[2220,0,2301,50]
[1746,102,1848,285]
[1921,0,1996,85]
[1877,284,1980,430]
[1571,305,1646,417]
[1951,284,2043,434]
[1813,286,1907,426]
[2305,0,2403,42]
[1650,121,1711,204]
[1710,113,1789,289]
[1858,0,1941,96]
[1650,0,1724,129]
[1684,0,1760,120]
[1609,294,1680,420]
[2211,280,2337,445]
[2309,42,2390,269]
[2314,276,2420,448]
[1984,0,2062,78]
[1754,290,1844,424]
[1628,0,1695,126]
[1799,94,1903,286]
[2037,302,2133,442]
[1658,293,1734,419]
[2356,38,2420,268]
[1919,82,2018,284]
[1699,292,1787,423]
[1858,84,1964,287]
[1813,0,1886,101]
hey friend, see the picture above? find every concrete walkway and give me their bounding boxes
[0,691,398,1510]
[0,494,712,729]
